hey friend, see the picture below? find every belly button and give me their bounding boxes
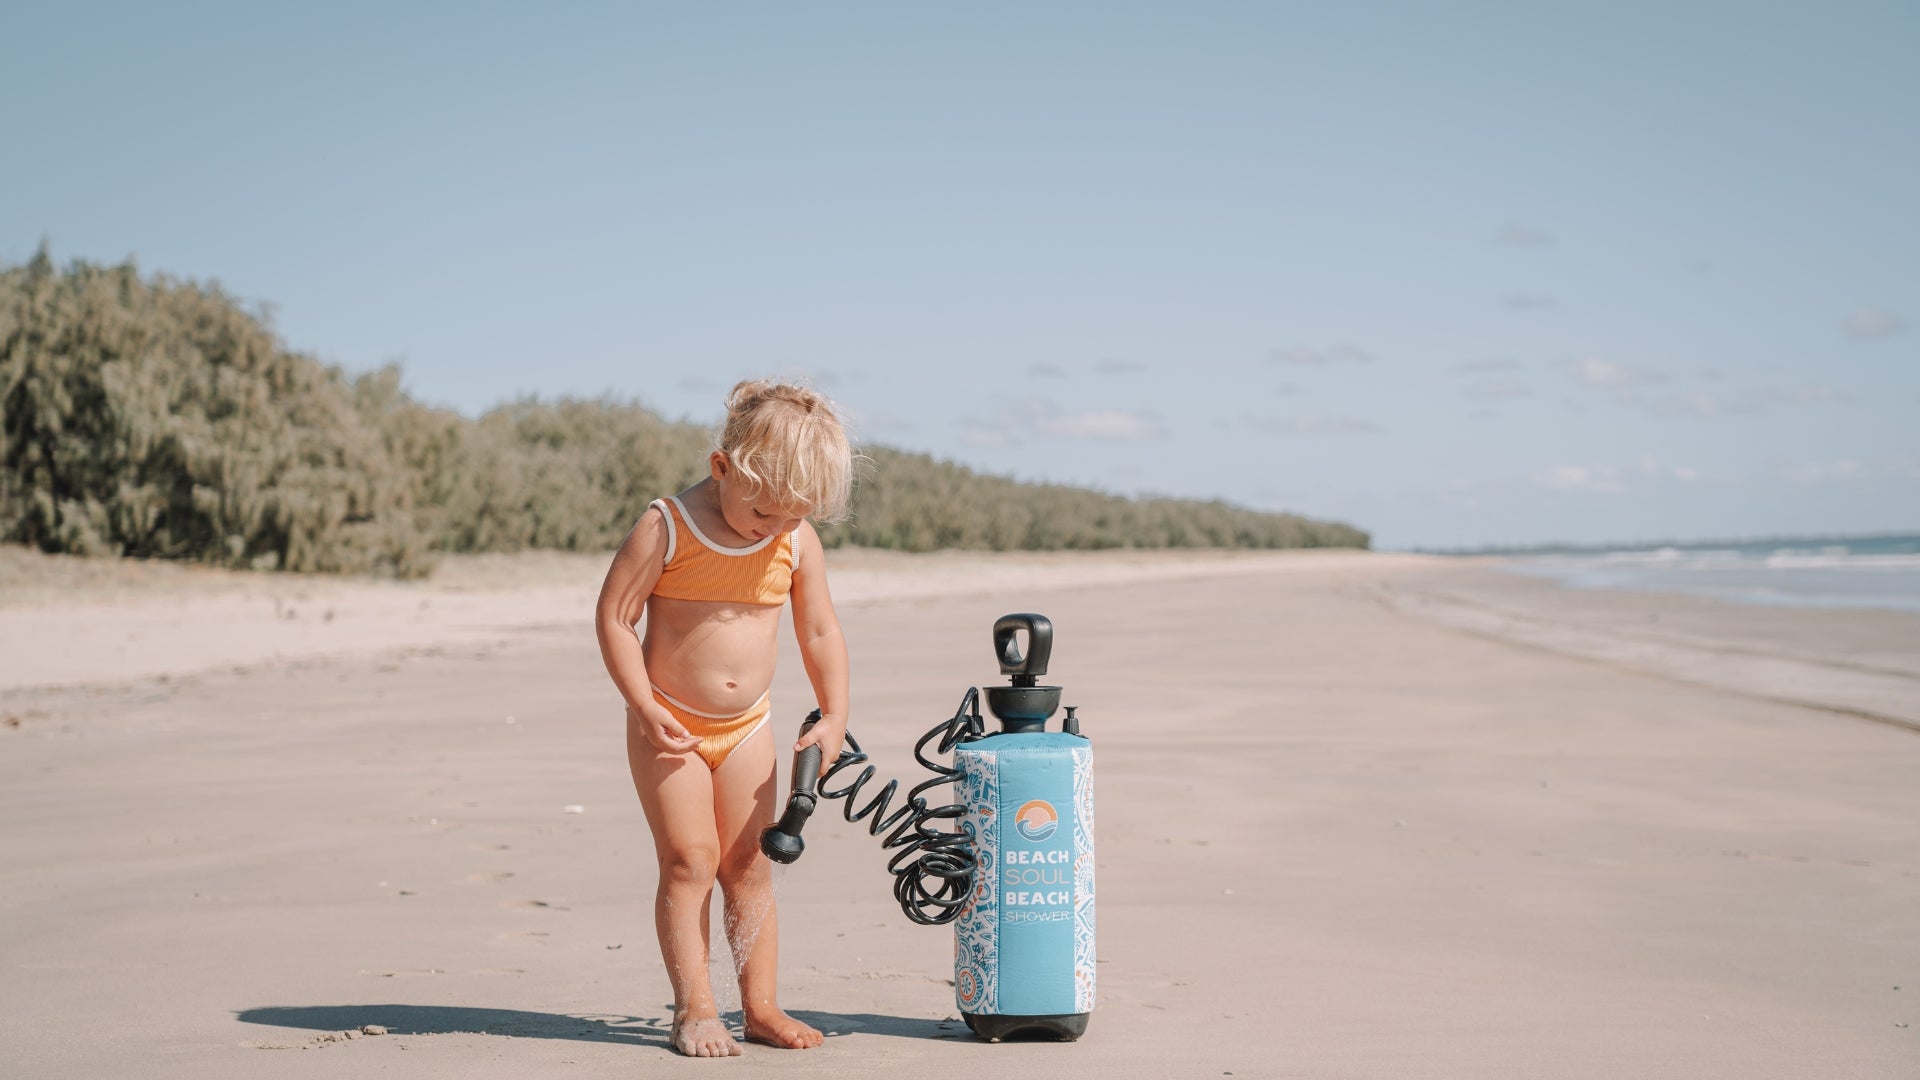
[725,681,737,690]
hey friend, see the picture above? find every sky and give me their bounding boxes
[5,2,1916,549]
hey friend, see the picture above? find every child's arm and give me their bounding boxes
[595,508,701,755]
[788,520,850,766]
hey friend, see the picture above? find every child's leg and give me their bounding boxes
[710,724,825,1049]
[626,709,741,1058]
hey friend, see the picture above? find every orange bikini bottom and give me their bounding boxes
[650,686,771,770]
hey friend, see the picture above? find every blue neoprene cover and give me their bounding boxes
[954,732,1095,1017]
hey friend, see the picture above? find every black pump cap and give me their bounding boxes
[987,614,1061,732]
[994,614,1053,688]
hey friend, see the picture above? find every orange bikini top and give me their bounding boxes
[648,496,798,607]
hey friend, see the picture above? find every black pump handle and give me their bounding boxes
[760,711,824,864]
[789,716,824,797]
[993,613,1053,681]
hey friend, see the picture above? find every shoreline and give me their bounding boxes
[0,545,1427,696]
[1377,563,1920,732]
[7,546,1915,735]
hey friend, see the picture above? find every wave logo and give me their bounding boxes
[1014,799,1058,843]
[956,966,981,1007]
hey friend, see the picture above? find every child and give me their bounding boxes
[595,379,855,1057]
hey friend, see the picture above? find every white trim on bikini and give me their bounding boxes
[701,710,769,754]
[647,499,678,565]
[666,495,775,556]
[738,713,769,746]
[651,685,771,720]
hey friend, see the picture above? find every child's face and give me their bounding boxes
[711,453,810,542]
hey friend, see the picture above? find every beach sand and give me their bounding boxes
[1,547,1915,1078]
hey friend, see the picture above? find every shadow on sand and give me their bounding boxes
[235,1004,969,1050]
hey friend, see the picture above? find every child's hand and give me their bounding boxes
[794,713,848,768]
[634,702,702,755]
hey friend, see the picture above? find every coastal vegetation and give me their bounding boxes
[1,248,1367,577]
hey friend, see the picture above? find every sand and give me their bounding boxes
[1,546,1915,1078]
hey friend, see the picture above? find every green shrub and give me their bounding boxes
[1,247,1367,574]
[1,246,438,576]
[817,447,1367,552]
[434,397,709,554]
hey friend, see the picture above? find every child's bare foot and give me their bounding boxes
[670,1012,742,1057]
[743,1007,824,1049]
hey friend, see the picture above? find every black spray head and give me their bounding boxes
[759,824,806,864]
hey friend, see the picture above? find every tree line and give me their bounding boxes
[0,248,1367,577]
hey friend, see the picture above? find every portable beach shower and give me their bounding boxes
[760,613,1096,1042]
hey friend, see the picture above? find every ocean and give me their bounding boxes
[1490,534,1920,615]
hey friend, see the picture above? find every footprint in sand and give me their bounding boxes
[465,871,515,883]
[505,899,569,910]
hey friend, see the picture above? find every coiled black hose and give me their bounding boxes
[815,687,985,925]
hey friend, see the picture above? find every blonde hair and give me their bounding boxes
[715,379,856,522]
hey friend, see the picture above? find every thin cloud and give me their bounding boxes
[958,427,1018,449]
[1636,456,1699,482]
[1536,457,1698,493]
[1245,413,1381,435]
[960,400,1166,445]
[1845,308,1905,339]
[1464,378,1532,401]
[1094,360,1146,375]
[1641,384,1840,418]
[1495,224,1555,248]
[1455,358,1523,374]
[1041,410,1166,440]
[1535,465,1625,494]
[1783,457,1920,484]
[1783,459,1865,484]
[1028,363,1068,378]
[770,366,845,390]
[958,402,1036,446]
[1273,382,1305,397]
[1572,357,1662,389]
[849,408,913,434]
[1269,344,1375,366]
[1648,392,1720,417]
